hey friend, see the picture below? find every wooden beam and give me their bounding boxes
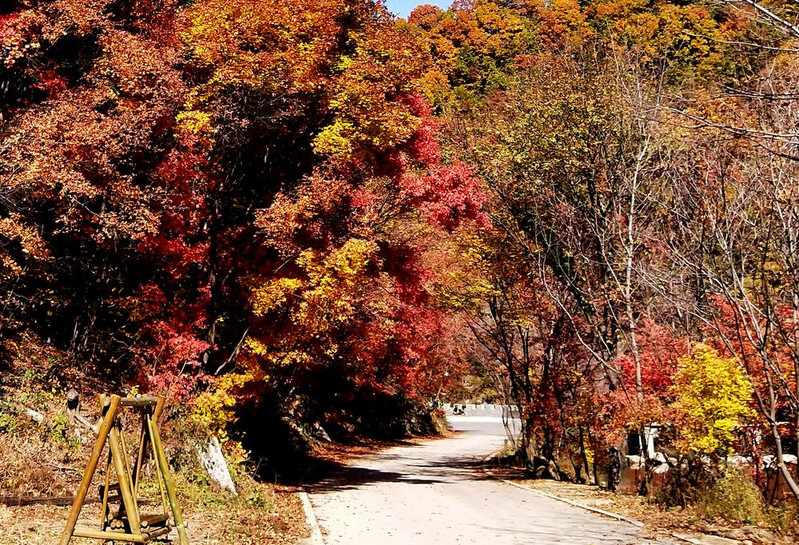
[59,395,120,545]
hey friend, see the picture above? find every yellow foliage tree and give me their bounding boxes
[192,361,264,444]
[249,238,380,367]
[182,0,428,161]
[670,344,753,457]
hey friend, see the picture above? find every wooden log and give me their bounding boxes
[139,513,169,528]
[0,399,45,424]
[143,525,171,540]
[118,397,160,408]
[72,413,99,433]
[72,527,146,543]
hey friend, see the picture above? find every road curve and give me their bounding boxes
[307,416,671,545]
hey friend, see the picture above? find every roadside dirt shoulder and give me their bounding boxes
[0,483,309,545]
[489,466,796,545]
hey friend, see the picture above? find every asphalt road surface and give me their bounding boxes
[308,412,671,544]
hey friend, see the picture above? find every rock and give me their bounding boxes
[197,436,237,495]
[24,407,44,424]
[547,460,561,481]
[313,422,331,442]
[728,455,751,468]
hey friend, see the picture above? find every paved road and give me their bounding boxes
[308,415,670,544]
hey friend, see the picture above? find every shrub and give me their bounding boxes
[0,410,18,435]
[697,467,767,523]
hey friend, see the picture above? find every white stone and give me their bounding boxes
[197,436,237,495]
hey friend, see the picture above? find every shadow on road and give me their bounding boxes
[307,451,493,493]
[309,465,447,493]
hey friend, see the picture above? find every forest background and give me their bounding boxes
[1,0,799,533]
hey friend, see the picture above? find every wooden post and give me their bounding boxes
[59,394,120,545]
[132,410,148,496]
[153,396,165,423]
[118,425,138,512]
[99,451,111,528]
[150,397,169,511]
[148,412,189,545]
[109,427,142,535]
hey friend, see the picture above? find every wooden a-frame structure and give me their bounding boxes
[59,394,189,544]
